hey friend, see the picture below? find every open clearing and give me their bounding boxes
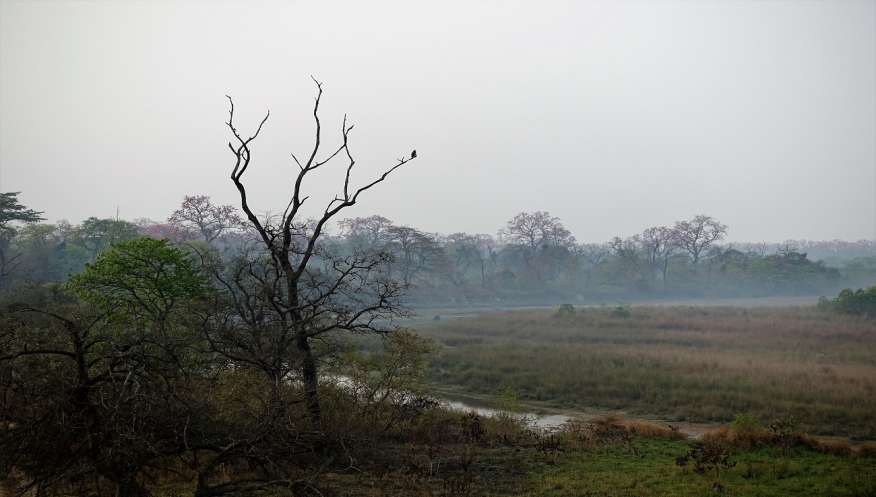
[416,304,876,440]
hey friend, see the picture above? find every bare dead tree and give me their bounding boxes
[223,78,417,430]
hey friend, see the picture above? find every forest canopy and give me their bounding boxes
[0,196,868,304]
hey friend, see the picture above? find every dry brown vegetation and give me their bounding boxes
[0,394,661,497]
[421,305,876,439]
[3,379,873,497]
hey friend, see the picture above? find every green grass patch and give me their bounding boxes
[525,439,876,497]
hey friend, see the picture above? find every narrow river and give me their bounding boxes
[441,399,573,431]
[437,392,716,439]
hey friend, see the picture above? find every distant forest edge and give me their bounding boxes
[2,192,875,305]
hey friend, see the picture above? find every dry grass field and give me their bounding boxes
[418,305,876,439]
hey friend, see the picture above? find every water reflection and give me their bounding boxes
[441,399,571,430]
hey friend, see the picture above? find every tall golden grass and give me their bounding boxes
[419,305,876,439]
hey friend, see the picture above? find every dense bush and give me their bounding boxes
[821,286,876,317]
[0,239,430,497]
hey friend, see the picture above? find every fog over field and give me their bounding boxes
[2,2,876,497]
[2,0,874,242]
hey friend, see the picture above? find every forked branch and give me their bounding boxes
[225,79,418,278]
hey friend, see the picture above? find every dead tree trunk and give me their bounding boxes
[225,78,416,431]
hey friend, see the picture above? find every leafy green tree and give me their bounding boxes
[0,192,44,286]
[340,330,434,430]
[67,237,206,324]
[72,217,140,257]
[2,239,210,497]
[748,250,840,293]
[8,223,88,283]
[829,286,876,317]
[0,192,43,231]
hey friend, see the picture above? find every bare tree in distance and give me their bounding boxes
[609,235,646,286]
[673,215,728,266]
[223,78,417,430]
[386,225,440,286]
[574,242,610,288]
[500,211,574,281]
[168,194,245,243]
[445,232,497,287]
[640,226,678,288]
[338,215,394,248]
[475,233,500,285]
[500,211,574,250]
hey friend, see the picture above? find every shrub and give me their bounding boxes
[555,303,576,318]
[804,437,851,456]
[703,425,771,450]
[816,296,832,311]
[768,416,800,455]
[614,419,685,440]
[826,286,876,317]
[857,442,876,457]
[731,413,761,432]
[610,304,632,318]
[675,440,736,479]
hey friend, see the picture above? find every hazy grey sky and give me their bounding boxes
[1,0,874,242]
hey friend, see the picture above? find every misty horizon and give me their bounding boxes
[3,4,876,494]
[1,0,874,242]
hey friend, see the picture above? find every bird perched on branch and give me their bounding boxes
[411,149,417,159]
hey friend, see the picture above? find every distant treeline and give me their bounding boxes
[2,193,875,304]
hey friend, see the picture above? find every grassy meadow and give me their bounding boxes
[417,305,876,439]
[524,438,876,497]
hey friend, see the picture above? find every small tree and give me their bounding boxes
[676,441,736,479]
[68,237,207,325]
[828,286,876,317]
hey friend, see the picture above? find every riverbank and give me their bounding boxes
[433,383,876,451]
